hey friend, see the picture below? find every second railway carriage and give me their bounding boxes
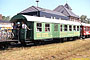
[80,23,90,38]
[10,14,81,44]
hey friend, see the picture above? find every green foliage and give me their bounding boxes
[2,16,10,21]
[80,15,87,23]
[2,16,6,20]
[87,18,90,24]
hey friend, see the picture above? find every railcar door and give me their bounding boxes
[20,21,34,41]
[19,29,27,40]
[26,22,34,40]
[12,22,21,40]
[52,24,59,39]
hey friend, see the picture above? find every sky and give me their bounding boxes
[0,0,90,18]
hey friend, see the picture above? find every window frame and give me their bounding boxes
[64,25,68,31]
[89,27,90,31]
[85,27,87,31]
[77,26,79,31]
[36,23,42,32]
[45,23,50,32]
[69,25,72,31]
[60,24,62,32]
[86,27,88,31]
[73,25,76,31]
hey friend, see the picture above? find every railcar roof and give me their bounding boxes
[10,14,81,25]
[81,23,90,26]
[23,15,81,25]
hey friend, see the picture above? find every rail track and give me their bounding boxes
[0,38,90,60]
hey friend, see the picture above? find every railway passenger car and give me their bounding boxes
[10,14,81,45]
[80,23,90,38]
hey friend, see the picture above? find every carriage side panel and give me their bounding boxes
[34,22,53,40]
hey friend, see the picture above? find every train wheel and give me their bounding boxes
[63,38,67,42]
[20,39,26,46]
[59,38,64,43]
[82,36,85,39]
[21,42,26,46]
[34,41,40,46]
[0,44,9,50]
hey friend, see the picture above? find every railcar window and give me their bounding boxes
[73,26,76,31]
[54,24,58,31]
[85,27,87,31]
[60,25,62,31]
[86,27,87,31]
[64,25,67,31]
[45,24,50,32]
[89,27,90,31]
[87,27,89,31]
[77,26,79,31]
[86,27,88,31]
[88,27,89,31]
[84,27,85,31]
[37,23,42,32]
[69,25,72,31]
[84,27,85,30]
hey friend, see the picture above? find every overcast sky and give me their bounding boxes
[0,0,90,18]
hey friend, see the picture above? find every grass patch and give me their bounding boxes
[0,39,90,60]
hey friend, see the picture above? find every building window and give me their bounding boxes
[54,24,58,31]
[51,16,53,19]
[73,26,76,31]
[64,25,67,31]
[77,26,79,31]
[54,17,56,19]
[43,16,46,17]
[60,25,62,31]
[45,24,50,32]
[59,18,61,20]
[69,25,72,31]
[36,23,42,32]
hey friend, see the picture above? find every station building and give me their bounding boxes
[53,3,81,22]
[14,3,80,22]
[18,6,69,20]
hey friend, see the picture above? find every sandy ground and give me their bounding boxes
[0,38,90,60]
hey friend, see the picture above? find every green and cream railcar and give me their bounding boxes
[10,14,81,42]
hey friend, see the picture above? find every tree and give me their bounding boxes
[87,18,90,24]
[2,16,6,20]
[2,16,10,21]
[6,16,10,21]
[80,15,87,23]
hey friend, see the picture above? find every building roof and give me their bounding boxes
[64,3,72,10]
[0,20,10,23]
[20,6,67,17]
[53,3,79,18]
[64,7,79,18]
